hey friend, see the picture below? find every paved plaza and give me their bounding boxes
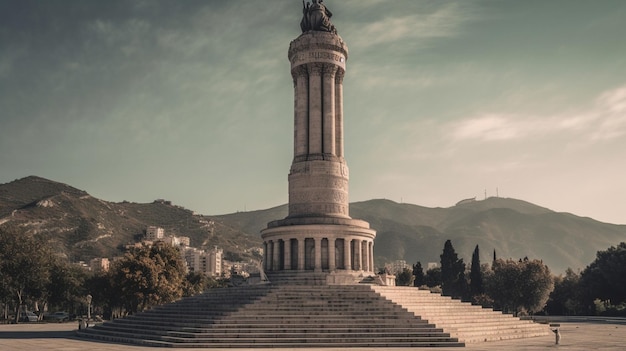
[0,322,625,351]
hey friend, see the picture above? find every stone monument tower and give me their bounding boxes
[261,0,376,283]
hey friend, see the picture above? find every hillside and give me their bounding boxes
[214,198,626,274]
[2,176,625,273]
[0,176,262,262]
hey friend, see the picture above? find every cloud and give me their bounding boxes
[447,85,626,144]
[346,2,475,50]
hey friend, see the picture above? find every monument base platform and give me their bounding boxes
[261,221,376,274]
[265,270,377,285]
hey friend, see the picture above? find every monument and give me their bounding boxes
[261,0,376,283]
[77,3,550,346]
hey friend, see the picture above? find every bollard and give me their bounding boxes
[550,323,561,345]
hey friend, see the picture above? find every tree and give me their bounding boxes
[578,242,626,314]
[486,258,554,315]
[0,226,54,323]
[46,260,88,314]
[440,240,467,299]
[545,268,581,315]
[470,245,483,297]
[109,242,186,314]
[183,272,210,297]
[425,267,441,288]
[412,261,425,287]
[395,268,414,286]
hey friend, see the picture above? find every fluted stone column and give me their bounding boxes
[293,66,309,157]
[308,64,323,155]
[298,238,305,270]
[344,238,352,270]
[284,239,291,270]
[369,241,376,272]
[314,237,322,272]
[361,240,370,272]
[328,238,336,271]
[322,64,336,156]
[335,69,344,157]
[273,240,280,271]
[354,239,361,270]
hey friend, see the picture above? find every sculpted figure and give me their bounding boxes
[301,0,337,34]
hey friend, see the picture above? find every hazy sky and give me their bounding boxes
[1,1,625,224]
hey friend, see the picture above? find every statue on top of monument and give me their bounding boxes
[300,0,337,34]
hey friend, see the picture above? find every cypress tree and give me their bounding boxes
[412,261,425,287]
[440,240,467,299]
[470,245,483,297]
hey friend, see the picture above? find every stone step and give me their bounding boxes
[371,286,550,343]
[77,283,547,347]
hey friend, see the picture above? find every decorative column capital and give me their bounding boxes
[308,63,323,76]
[322,63,337,79]
[335,68,345,84]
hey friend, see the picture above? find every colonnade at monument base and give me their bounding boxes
[261,218,376,284]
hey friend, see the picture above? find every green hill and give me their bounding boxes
[1,176,624,273]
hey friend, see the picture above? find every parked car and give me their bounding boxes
[18,311,38,322]
[44,311,70,322]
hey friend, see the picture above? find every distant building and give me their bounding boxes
[90,257,110,273]
[390,260,409,274]
[162,235,188,247]
[455,197,476,206]
[146,226,165,241]
[427,262,439,270]
[183,246,223,277]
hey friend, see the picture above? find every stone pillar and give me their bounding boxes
[298,238,305,271]
[314,237,322,272]
[363,240,369,272]
[335,69,345,157]
[308,63,323,155]
[370,240,376,273]
[354,239,361,270]
[284,238,291,270]
[322,64,336,156]
[344,238,352,270]
[273,240,281,271]
[293,66,309,157]
[328,238,336,271]
[267,241,273,271]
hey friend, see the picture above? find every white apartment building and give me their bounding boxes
[183,246,223,277]
[146,226,165,241]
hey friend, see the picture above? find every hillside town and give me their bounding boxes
[80,226,260,279]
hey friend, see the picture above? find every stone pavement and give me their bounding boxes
[0,322,625,351]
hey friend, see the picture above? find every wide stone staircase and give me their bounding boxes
[372,286,550,343]
[77,284,463,348]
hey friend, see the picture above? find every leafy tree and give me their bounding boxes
[46,260,88,314]
[84,272,116,319]
[578,242,626,314]
[0,226,54,323]
[486,258,554,315]
[395,268,414,286]
[440,240,467,299]
[545,268,581,315]
[183,272,210,296]
[425,267,441,288]
[412,261,425,287]
[470,245,483,297]
[109,242,186,314]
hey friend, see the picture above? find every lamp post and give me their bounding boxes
[86,294,92,326]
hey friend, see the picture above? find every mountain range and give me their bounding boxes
[1,176,624,274]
